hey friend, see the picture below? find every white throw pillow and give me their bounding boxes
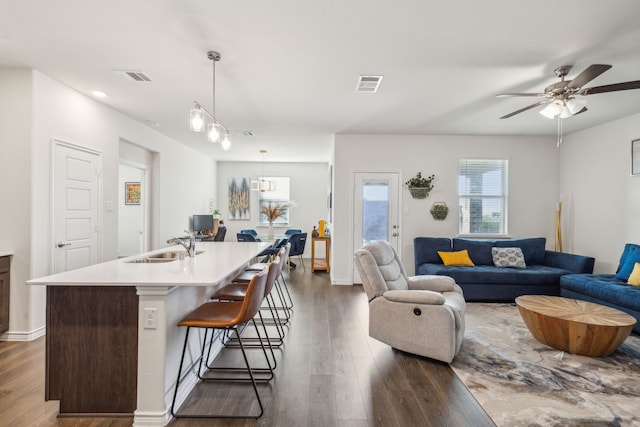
[492,247,527,269]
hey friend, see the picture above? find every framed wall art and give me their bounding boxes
[228,177,250,220]
[125,182,141,205]
[632,139,640,176]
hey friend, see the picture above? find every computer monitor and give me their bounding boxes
[192,214,214,234]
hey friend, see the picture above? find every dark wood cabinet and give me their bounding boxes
[0,256,10,333]
[46,286,138,415]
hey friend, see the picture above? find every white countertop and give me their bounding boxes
[0,251,13,257]
[27,241,270,287]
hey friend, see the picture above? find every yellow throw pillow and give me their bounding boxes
[438,249,475,266]
[627,262,640,286]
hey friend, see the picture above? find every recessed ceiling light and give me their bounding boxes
[91,90,107,98]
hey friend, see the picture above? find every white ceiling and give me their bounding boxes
[2,0,640,162]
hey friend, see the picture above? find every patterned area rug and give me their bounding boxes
[450,303,640,427]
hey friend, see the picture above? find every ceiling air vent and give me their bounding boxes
[356,75,383,93]
[114,70,152,82]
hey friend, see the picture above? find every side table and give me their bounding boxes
[311,236,331,272]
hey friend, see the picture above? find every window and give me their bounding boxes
[458,159,508,236]
[258,177,291,225]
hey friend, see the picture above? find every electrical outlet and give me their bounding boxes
[144,308,158,329]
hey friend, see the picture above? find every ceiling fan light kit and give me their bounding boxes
[539,98,587,119]
[189,50,232,151]
[498,64,640,120]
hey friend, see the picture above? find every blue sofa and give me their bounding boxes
[560,243,640,333]
[414,237,595,301]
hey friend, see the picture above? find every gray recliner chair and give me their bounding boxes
[354,241,466,363]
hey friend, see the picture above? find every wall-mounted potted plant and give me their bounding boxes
[430,202,449,220]
[405,172,435,199]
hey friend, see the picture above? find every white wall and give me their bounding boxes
[559,112,640,273]
[0,69,34,339]
[332,134,560,284]
[1,68,216,339]
[216,161,330,256]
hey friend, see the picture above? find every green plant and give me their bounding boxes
[430,202,449,220]
[405,172,435,199]
[405,172,435,188]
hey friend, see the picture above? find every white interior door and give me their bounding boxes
[118,162,147,257]
[353,172,400,283]
[53,141,101,273]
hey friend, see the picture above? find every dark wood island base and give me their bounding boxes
[46,286,138,415]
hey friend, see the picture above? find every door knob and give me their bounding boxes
[57,241,71,248]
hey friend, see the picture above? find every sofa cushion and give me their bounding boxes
[492,247,526,268]
[615,244,640,281]
[628,263,640,286]
[452,238,495,265]
[416,263,568,286]
[414,237,451,265]
[495,238,546,265]
[616,243,640,273]
[438,250,474,266]
[560,274,640,311]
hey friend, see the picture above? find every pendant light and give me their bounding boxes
[189,50,231,150]
[251,150,276,192]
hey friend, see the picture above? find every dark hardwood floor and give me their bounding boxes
[0,264,494,427]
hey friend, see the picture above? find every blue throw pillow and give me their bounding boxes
[615,244,640,281]
[616,243,640,274]
[453,238,495,265]
[495,238,546,265]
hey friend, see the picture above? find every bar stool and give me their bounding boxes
[213,255,287,350]
[247,243,293,312]
[235,246,292,324]
[170,268,270,419]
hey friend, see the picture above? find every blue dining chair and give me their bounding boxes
[240,229,261,241]
[237,233,279,259]
[287,233,307,269]
[284,229,302,236]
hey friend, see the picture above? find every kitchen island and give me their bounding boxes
[27,241,269,426]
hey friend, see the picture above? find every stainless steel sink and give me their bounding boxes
[125,257,176,263]
[148,250,204,259]
[125,250,203,263]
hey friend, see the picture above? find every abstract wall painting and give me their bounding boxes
[228,177,250,220]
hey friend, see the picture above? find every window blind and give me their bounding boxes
[458,159,508,235]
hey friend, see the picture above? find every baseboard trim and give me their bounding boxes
[132,409,170,427]
[0,326,46,341]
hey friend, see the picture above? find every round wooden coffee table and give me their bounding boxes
[515,295,636,357]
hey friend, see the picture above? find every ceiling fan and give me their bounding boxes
[498,64,640,120]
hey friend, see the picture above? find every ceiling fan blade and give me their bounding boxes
[581,80,640,95]
[566,64,612,89]
[499,100,550,119]
[573,106,588,115]
[495,93,545,98]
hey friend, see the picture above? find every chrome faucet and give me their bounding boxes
[167,230,196,257]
